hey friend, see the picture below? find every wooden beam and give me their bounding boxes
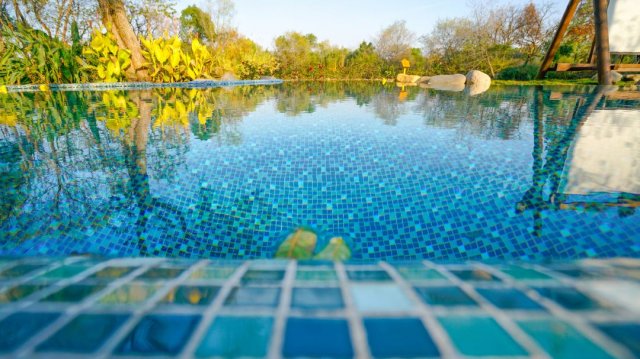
[537,0,581,79]
[593,0,612,85]
[553,63,640,72]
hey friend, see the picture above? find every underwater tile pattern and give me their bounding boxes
[1,85,639,261]
[0,257,638,358]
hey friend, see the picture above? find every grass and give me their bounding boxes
[493,79,599,86]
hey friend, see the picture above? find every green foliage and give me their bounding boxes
[82,29,132,82]
[497,65,539,81]
[0,24,88,85]
[275,228,318,259]
[180,5,216,43]
[140,35,214,82]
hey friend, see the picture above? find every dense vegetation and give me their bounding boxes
[0,0,618,85]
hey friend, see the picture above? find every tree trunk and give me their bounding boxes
[97,0,148,81]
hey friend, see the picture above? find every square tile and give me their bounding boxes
[36,313,130,353]
[283,318,353,358]
[519,319,614,359]
[351,284,414,312]
[137,267,185,280]
[439,315,526,356]
[38,265,91,280]
[88,267,135,280]
[241,270,285,285]
[196,316,273,357]
[162,285,220,305]
[450,269,501,282]
[534,287,609,310]
[42,284,106,302]
[291,287,343,310]
[98,283,161,305]
[364,318,439,357]
[295,270,338,283]
[189,267,236,280]
[597,323,640,357]
[347,270,392,282]
[414,286,477,307]
[397,267,446,282]
[501,266,553,280]
[0,284,48,303]
[0,264,45,278]
[115,314,200,355]
[0,312,61,352]
[224,287,280,308]
[476,288,544,310]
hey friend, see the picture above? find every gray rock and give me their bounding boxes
[465,70,491,96]
[427,74,466,86]
[420,82,465,92]
[396,73,421,83]
[418,76,430,83]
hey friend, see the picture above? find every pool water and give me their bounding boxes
[1,83,639,260]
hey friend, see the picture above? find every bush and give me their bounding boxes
[496,65,539,81]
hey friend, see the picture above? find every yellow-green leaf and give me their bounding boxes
[314,237,352,261]
[275,228,317,259]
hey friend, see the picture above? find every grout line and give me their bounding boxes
[179,261,251,358]
[266,260,295,359]
[335,262,371,359]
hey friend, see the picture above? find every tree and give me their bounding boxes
[374,20,415,63]
[127,0,176,37]
[274,32,319,79]
[515,2,553,64]
[97,0,147,80]
[345,42,383,79]
[179,5,215,43]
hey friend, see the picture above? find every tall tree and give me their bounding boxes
[179,5,215,43]
[97,0,147,81]
[374,20,415,63]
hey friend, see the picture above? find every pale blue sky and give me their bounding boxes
[176,0,562,50]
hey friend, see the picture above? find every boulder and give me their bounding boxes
[420,82,465,92]
[427,74,466,86]
[591,70,623,84]
[396,73,421,83]
[622,74,640,82]
[418,76,430,83]
[465,70,491,96]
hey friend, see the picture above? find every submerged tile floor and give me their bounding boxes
[0,258,639,358]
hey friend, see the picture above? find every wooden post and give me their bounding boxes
[537,0,581,79]
[593,0,612,85]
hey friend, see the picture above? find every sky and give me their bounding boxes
[176,0,563,50]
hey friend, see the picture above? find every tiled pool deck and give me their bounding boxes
[0,257,639,358]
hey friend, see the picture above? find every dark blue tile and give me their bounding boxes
[37,313,130,353]
[291,287,343,310]
[534,287,608,310]
[0,312,60,352]
[283,318,353,358]
[115,314,200,355]
[597,323,640,357]
[196,316,273,357]
[42,284,106,302]
[364,318,439,358]
[224,287,280,308]
[476,288,544,310]
[415,286,477,306]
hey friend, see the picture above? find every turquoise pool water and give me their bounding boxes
[0,83,639,260]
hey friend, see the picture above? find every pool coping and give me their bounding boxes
[1,79,284,93]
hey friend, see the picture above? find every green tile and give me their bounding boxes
[295,270,338,282]
[502,267,553,280]
[98,283,161,304]
[39,265,91,280]
[397,267,446,281]
[137,267,185,280]
[196,316,273,357]
[519,319,614,359]
[0,284,48,303]
[88,267,135,280]
[0,264,45,278]
[439,316,527,356]
[189,267,236,280]
[42,285,106,302]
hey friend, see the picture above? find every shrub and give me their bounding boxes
[496,65,539,81]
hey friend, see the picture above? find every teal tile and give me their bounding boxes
[36,313,130,353]
[88,267,135,280]
[138,267,185,280]
[397,267,446,282]
[347,270,392,281]
[115,314,200,355]
[98,283,161,305]
[38,265,91,279]
[597,323,640,357]
[415,286,477,307]
[241,270,285,285]
[42,284,106,302]
[295,270,338,283]
[439,316,527,356]
[519,319,614,359]
[501,266,553,280]
[291,287,343,310]
[283,318,353,358]
[0,284,48,303]
[224,287,280,308]
[0,264,45,278]
[451,269,501,282]
[534,287,609,310]
[189,267,236,280]
[196,316,273,357]
[162,285,220,305]
[0,312,61,352]
[351,284,414,312]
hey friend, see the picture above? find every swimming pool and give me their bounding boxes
[1,83,639,260]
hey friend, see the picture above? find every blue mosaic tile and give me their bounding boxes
[36,313,130,353]
[476,287,545,310]
[351,284,414,312]
[364,318,439,357]
[519,319,614,359]
[347,270,392,281]
[439,315,527,356]
[291,287,344,310]
[414,286,477,307]
[534,286,610,310]
[196,316,273,357]
[0,312,60,352]
[596,323,640,357]
[283,318,353,358]
[115,314,200,355]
